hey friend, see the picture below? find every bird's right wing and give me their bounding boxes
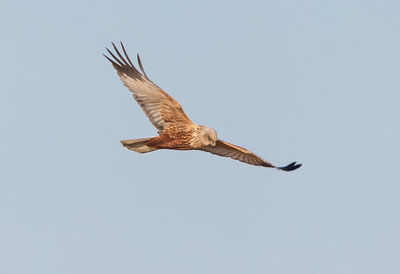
[104,42,193,133]
[201,139,302,171]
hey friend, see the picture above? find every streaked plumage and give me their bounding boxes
[104,42,301,171]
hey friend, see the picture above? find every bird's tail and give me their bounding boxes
[120,137,157,153]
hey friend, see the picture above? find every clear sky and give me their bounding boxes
[1,0,399,273]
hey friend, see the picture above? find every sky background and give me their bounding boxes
[1,0,399,273]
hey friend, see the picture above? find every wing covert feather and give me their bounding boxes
[201,140,275,168]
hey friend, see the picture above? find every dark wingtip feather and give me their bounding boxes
[103,53,118,66]
[112,42,129,66]
[136,53,149,79]
[120,41,135,68]
[277,161,302,171]
[105,46,124,66]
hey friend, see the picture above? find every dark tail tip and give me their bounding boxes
[277,161,302,171]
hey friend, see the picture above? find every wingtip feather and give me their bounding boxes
[136,53,149,79]
[277,161,302,171]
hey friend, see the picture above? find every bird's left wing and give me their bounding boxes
[200,139,301,171]
[104,42,192,133]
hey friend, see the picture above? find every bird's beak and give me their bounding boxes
[211,141,216,147]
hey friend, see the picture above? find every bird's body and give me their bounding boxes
[104,42,301,171]
[122,124,216,152]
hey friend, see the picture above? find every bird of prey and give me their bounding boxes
[104,42,301,171]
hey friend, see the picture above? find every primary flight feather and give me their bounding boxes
[104,42,301,171]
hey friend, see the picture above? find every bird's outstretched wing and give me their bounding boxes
[104,42,192,133]
[201,140,302,171]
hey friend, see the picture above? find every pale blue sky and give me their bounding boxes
[1,0,399,273]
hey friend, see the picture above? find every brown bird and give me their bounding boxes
[104,42,301,171]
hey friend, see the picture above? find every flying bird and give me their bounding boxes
[104,42,301,171]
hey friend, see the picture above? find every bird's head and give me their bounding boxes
[199,126,218,147]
